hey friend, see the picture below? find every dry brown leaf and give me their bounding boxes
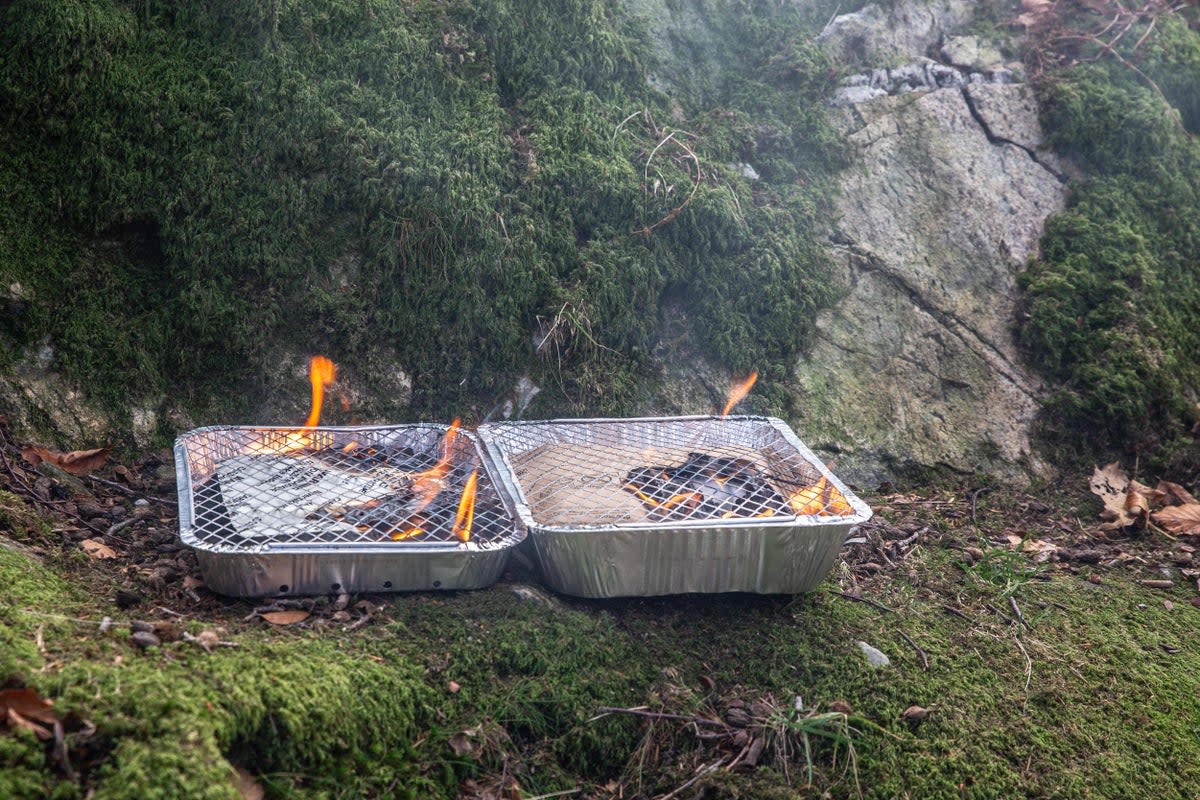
[1021,538,1058,562]
[260,610,310,626]
[6,708,53,740]
[80,539,118,560]
[0,687,59,725]
[448,728,477,757]
[1090,464,1153,530]
[1152,504,1200,536]
[182,575,205,590]
[231,765,264,800]
[21,445,111,476]
[1124,489,1150,529]
[1156,481,1199,507]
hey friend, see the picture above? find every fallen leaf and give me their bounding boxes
[1153,481,1198,507]
[1021,538,1058,562]
[182,575,205,590]
[828,699,854,714]
[355,600,380,615]
[80,539,118,560]
[21,445,111,476]
[448,728,477,757]
[1090,464,1153,530]
[1152,505,1200,536]
[0,687,59,725]
[194,630,221,653]
[231,765,264,800]
[260,610,310,626]
[6,708,53,740]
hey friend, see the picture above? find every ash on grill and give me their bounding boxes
[194,439,495,545]
[623,451,851,521]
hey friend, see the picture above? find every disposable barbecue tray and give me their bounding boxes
[477,415,871,597]
[174,424,524,597]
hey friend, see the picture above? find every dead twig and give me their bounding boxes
[985,603,1015,626]
[591,706,728,729]
[829,590,895,614]
[1014,635,1033,698]
[898,630,929,671]
[941,604,972,622]
[344,611,373,632]
[655,757,730,800]
[1008,596,1031,630]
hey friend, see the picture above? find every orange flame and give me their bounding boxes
[304,355,337,428]
[408,419,463,513]
[788,476,853,517]
[453,469,479,542]
[720,370,758,417]
[390,519,427,541]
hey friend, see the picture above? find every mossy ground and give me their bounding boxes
[4,475,1200,799]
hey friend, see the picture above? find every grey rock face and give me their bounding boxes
[816,0,974,68]
[794,79,1068,485]
[831,58,1013,106]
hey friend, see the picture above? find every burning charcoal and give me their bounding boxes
[623,452,789,522]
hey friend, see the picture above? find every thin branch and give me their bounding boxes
[1008,595,1031,630]
[591,706,728,729]
[655,757,730,800]
[899,630,929,671]
[829,590,894,614]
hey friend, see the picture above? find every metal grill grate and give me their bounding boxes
[176,425,519,551]
[478,416,854,530]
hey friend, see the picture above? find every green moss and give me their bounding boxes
[0,0,844,440]
[1020,18,1200,464]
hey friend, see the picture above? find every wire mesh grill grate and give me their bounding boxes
[478,416,854,529]
[176,425,519,550]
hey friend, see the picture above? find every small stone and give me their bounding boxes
[134,498,150,507]
[856,641,890,668]
[130,620,154,633]
[77,502,108,520]
[1064,549,1104,564]
[902,705,931,723]
[130,630,160,650]
[725,706,752,727]
[115,589,142,609]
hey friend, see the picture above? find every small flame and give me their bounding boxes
[408,419,463,514]
[453,469,479,542]
[720,370,758,417]
[304,355,338,428]
[787,476,853,517]
[391,519,427,541]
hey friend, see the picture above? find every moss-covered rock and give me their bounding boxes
[0,0,845,448]
[1019,14,1200,464]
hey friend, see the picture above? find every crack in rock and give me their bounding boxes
[829,241,1045,402]
[960,87,1067,184]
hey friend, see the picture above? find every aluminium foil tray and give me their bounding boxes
[477,415,871,598]
[174,424,524,597]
